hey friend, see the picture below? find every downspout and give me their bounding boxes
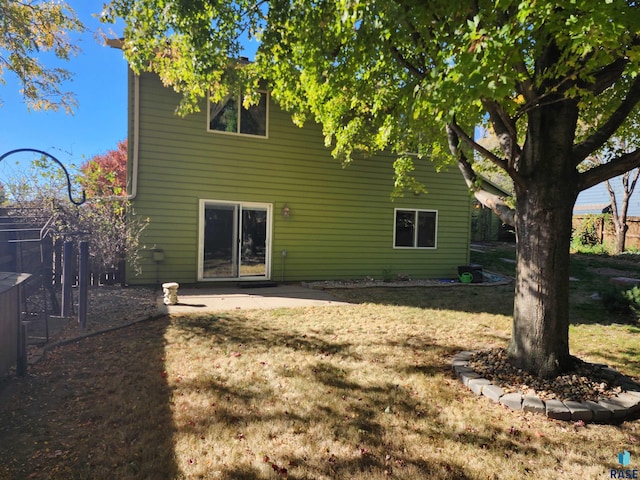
[103,39,139,201]
[127,73,140,200]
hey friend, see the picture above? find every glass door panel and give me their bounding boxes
[202,202,270,280]
[203,204,237,278]
[239,207,267,277]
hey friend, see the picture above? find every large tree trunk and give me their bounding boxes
[506,96,579,378]
[508,186,577,377]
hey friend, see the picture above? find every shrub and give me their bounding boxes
[571,214,606,249]
[601,284,640,319]
[622,286,640,316]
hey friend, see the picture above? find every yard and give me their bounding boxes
[1,244,640,479]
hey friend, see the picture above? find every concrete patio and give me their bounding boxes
[157,283,353,314]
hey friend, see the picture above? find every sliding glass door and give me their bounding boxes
[201,201,270,280]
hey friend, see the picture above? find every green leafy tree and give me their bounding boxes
[0,0,84,112]
[104,0,640,377]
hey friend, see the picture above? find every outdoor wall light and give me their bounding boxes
[282,204,291,217]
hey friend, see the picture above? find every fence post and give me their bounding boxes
[78,241,89,328]
[54,238,62,288]
[16,321,27,377]
[61,241,73,317]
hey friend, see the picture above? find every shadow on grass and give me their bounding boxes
[0,317,178,480]
[0,308,594,479]
[163,313,567,479]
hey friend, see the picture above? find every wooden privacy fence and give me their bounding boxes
[572,215,640,250]
[51,239,124,287]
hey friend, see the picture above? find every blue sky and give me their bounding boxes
[0,2,127,171]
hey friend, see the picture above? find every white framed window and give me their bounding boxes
[207,91,269,137]
[393,209,437,248]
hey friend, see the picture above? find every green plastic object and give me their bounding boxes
[459,272,473,283]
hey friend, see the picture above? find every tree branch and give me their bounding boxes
[446,124,516,227]
[513,58,536,104]
[389,46,425,79]
[447,119,506,168]
[579,36,640,96]
[578,149,640,191]
[605,179,619,220]
[572,76,640,164]
[447,118,526,191]
[585,57,629,95]
[482,98,521,167]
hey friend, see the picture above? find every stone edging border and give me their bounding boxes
[452,350,640,423]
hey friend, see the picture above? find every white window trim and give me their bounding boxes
[392,208,438,249]
[198,199,273,281]
[206,90,270,139]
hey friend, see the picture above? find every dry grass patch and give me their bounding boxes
[2,285,640,479]
[162,297,639,479]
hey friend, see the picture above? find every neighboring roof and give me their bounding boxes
[573,203,610,214]
[478,175,512,197]
[105,38,253,66]
[575,178,640,216]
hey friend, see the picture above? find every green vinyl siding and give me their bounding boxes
[127,71,471,284]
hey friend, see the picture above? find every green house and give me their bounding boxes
[124,71,472,285]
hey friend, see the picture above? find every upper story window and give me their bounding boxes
[393,209,437,248]
[208,91,268,137]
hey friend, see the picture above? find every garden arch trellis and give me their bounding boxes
[0,148,86,376]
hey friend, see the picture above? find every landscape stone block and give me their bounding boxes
[563,400,593,422]
[482,384,505,403]
[610,277,640,288]
[453,365,475,381]
[459,370,482,387]
[468,378,492,396]
[454,351,475,361]
[598,398,629,419]
[622,389,640,399]
[522,395,546,415]
[583,400,613,422]
[499,392,523,410]
[613,393,640,412]
[545,399,571,420]
[451,358,470,370]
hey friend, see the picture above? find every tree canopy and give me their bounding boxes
[0,0,83,112]
[105,0,640,377]
[104,1,640,189]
